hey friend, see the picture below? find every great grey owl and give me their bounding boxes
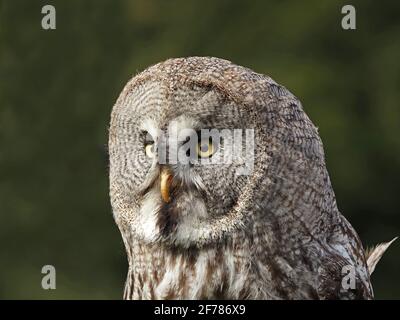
[108,57,394,299]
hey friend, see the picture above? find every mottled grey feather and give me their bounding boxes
[109,57,374,299]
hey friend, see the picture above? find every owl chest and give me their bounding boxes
[127,244,253,300]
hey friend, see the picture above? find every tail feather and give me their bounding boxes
[366,237,397,275]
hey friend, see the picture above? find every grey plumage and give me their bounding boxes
[108,56,389,299]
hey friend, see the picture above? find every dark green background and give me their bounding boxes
[0,0,399,299]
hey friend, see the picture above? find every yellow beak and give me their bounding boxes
[160,168,173,203]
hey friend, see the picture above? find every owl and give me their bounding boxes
[108,57,394,299]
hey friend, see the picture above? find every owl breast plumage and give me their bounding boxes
[108,56,373,299]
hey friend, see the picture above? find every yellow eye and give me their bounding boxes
[197,140,215,158]
[145,143,155,158]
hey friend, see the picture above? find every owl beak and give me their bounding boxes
[160,168,173,203]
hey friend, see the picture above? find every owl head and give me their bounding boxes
[109,57,326,249]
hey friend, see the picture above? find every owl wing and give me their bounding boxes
[318,214,374,299]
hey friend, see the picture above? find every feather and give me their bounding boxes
[366,237,398,275]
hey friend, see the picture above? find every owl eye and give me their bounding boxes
[196,139,215,158]
[145,143,155,158]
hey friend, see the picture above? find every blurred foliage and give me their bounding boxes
[0,0,399,299]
